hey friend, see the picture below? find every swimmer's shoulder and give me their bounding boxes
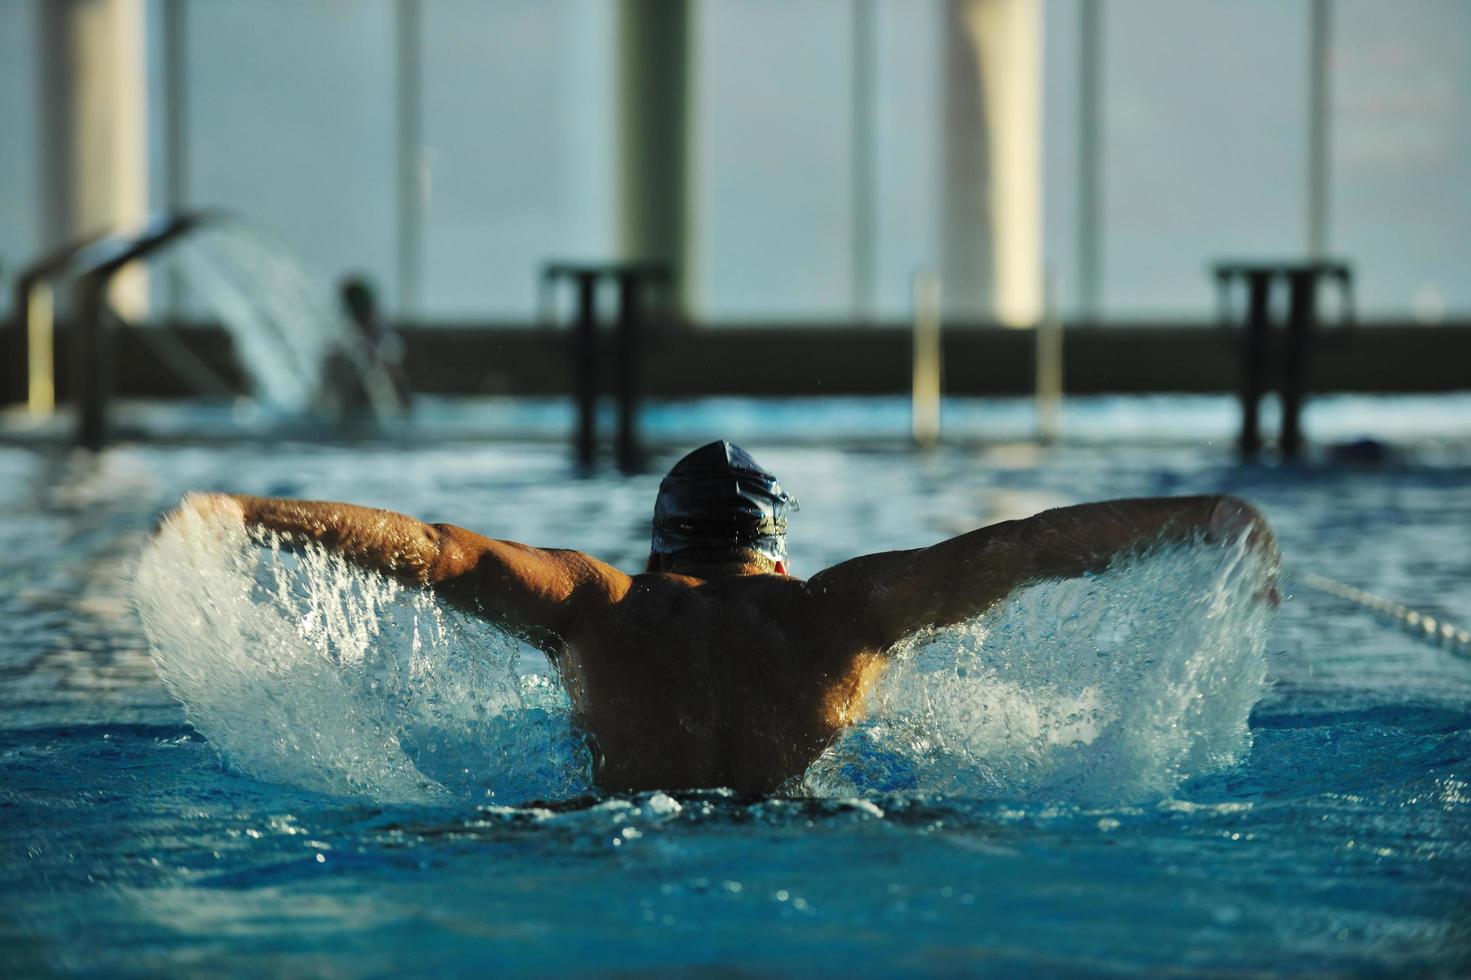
[605,572,704,623]
[613,571,810,614]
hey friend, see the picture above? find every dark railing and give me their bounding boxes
[5,230,110,409]
[1,210,221,447]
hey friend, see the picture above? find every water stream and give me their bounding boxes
[155,219,404,420]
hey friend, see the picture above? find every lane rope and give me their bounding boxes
[1298,572,1471,660]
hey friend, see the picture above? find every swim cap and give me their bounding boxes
[651,441,798,563]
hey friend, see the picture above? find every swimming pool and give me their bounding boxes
[3,413,1470,974]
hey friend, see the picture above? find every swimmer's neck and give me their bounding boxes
[645,556,790,582]
[667,564,783,582]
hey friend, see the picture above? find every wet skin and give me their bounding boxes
[170,492,1277,795]
[557,569,888,794]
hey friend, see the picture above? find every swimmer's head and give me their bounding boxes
[649,441,797,574]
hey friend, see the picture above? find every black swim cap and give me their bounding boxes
[651,441,798,563]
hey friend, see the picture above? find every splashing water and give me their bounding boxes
[134,509,591,804]
[136,513,1272,807]
[164,220,404,419]
[804,536,1274,803]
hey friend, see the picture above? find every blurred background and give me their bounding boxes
[1,0,1467,450]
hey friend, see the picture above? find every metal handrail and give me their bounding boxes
[4,211,226,417]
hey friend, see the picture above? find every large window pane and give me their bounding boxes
[0,0,41,317]
[11,0,1465,330]
[1042,0,1082,320]
[872,0,945,320]
[1102,0,1309,319]
[184,1,397,308]
[691,0,855,320]
[1331,0,1471,321]
[419,0,615,320]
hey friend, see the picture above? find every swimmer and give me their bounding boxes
[171,441,1278,795]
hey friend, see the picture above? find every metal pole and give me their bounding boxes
[26,283,56,414]
[940,0,988,316]
[1280,271,1316,460]
[911,270,942,447]
[1307,0,1332,259]
[1077,0,1103,322]
[1035,267,1063,444]
[616,1,689,315]
[573,273,599,470]
[37,0,75,256]
[1238,273,1272,461]
[10,232,110,410]
[850,0,877,322]
[615,272,642,474]
[395,0,423,318]
[162,0,188,316]
[6,278,32,407]
[75,276,111,450]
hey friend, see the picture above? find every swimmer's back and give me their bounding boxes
[564,572,882,794]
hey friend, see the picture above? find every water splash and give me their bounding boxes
[134,508,590,804]
[163,219,404,419]
[803,536,1275,804]
[136,512,1272,807]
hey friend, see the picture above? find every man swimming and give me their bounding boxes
[173,441,1277,795]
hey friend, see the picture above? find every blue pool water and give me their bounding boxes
[3,410,1470,974]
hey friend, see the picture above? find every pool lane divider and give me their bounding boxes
[1299,572,1471,659]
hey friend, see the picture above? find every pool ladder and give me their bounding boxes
[3,210,224,448]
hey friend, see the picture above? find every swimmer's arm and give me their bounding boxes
[815,495,1275,648]
[196,494,626,643]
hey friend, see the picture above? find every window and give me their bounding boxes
[419,0,615,320]
[0,3,41,318]
[1331,0,1471,321]
[4,1,1466,326]
[1099,0,1309,319]
[182,0,398,310]
[690,0,858,320]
